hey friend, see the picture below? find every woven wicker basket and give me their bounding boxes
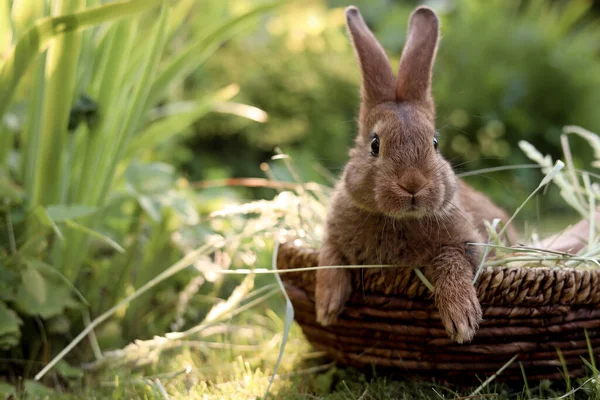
[277,241,600,383]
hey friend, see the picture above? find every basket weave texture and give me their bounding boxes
[277,241,600,382]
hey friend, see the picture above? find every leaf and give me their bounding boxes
[137,195,162,222]
[0,0,162,119]
[14,266,79,318]
[0,301,22,350]
[125,162,175,195]
[45,204,97,222]
[23,380,58,398]
[126,84,239,157]
[94,1,170,204]
[64,219,125,253]
[264,241,294,399]
[538,160,565,188]
[56,360,83,380]
[0,0,11,57]
[29,259,88,306]
[0,172,24,203]
[21,265,47,305]
[29,0,88,207]
[0,382,16,397]
[34,206,64,241]
[146,1,285,106]
[164,192,200,225]
[0,264,20,302]
[47,315,71,335]
[212,101,268,122]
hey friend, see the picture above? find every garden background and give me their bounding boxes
[2,0,600,398]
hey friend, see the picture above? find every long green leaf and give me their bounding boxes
[64,220,125,254]
[21,266,47,305]
[167,0,197,37]
[30,0,85,207]
[146,1,284,107]
[125,84,240,158]
[46,204,97,222]
[0,1,11,57]
[9,0,46,36]
[0,0,161,119]
[0,122,12,168]
[34,206,63,241]
[264,241,294,399]
[22,53,47,197]
[18,0,48,197]
[94,1,170,206]
[76,19,138,204]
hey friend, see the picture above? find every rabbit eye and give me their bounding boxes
[370,134,379,156]
[433,137,438,150]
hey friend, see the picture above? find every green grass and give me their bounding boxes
[15,288,600,399]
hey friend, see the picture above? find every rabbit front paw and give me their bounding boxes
[315,269,352,326]
[436,282,482,344]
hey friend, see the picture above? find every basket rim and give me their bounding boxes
[276,241,600,307]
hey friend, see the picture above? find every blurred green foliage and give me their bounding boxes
[183,0,600,213]
[0,0,282,379]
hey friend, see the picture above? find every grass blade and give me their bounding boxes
[0,0,162,119]
[264,241,295,399]
[561,134,585,207]
[94,1,170,206]
[413,267,434,291]
[497,160,564,239]
[470,353,519,396]
[473,219,501,283]
[125,84,240,158]
[76,19,138,203]
[556,348,572,397]
[64,219,125,254]
[584,328,598,378]
[146,1,285,107]
[0,1,11,59]
[582,173,596,252]
[31,0,85,207]
[519,362,531,398]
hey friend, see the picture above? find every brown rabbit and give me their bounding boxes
[315,6,518,343]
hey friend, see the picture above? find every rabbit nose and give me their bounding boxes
[397,183,421,204]
[398,183,420,195]
[398,170,427,198]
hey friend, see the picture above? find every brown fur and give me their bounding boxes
[315,6,518,343]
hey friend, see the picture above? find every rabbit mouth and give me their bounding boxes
[389,205,429,219]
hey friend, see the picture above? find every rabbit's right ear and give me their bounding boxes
[345,7,396,105]
[395,7,439,106]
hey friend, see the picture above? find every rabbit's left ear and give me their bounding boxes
[346,6,397,105]
[396,7,439,106]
